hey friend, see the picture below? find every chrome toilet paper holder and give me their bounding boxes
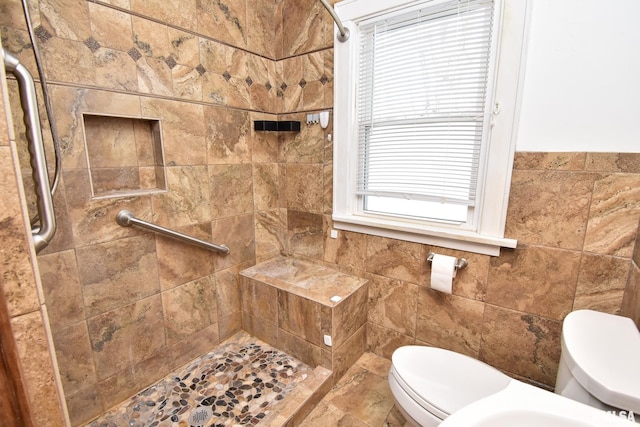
[427,252,468,271]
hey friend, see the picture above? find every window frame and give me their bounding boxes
[332,0,529,256]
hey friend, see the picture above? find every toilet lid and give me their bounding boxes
[391,346,511,417]
[561,310,640,413]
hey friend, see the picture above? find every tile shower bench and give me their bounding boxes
[240,256,369,384]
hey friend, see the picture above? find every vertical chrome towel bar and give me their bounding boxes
[116,210,230,255]
[3,50,56,253]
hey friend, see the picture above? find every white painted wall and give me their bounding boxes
[516,0,640,152]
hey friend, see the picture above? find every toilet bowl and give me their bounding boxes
[389,346,512,426]
[555,309,640,417]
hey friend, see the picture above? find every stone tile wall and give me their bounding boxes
[323,152,640,388]
[274,2,640,392]
[0,0,319,424]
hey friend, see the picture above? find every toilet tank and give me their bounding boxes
[555,309,640,415]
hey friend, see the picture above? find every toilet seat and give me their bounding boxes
[561,310,640,413]
[390,363,448,421]
[391,346,511,420]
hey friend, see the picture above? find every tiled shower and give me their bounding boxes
[1,0,639,426]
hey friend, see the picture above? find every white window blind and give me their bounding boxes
[356,0,496,207]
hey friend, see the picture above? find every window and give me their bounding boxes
[333,0,528,256]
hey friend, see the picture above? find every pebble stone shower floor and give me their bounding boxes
[87,332,314,427]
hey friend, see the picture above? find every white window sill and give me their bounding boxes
[332,214,517,256]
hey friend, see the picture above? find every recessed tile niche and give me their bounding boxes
[82,114,167,198]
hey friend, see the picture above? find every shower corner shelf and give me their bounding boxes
[253,120,301,132]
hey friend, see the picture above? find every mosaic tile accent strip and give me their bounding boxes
[87,332,313,427]
[34,25,52,43]
[127,47,142,61]
[84,37,101,53]
[165,56,177,69]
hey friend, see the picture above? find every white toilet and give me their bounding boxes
[555,309,640,417]
[388,346,512,426]
[390,310,640,426]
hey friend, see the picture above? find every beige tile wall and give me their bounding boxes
[325,151,640,388]
[0,0,296,425]
[1,0,639,425]
[273,0,640,393]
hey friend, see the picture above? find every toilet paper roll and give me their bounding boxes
[430,254,457,294]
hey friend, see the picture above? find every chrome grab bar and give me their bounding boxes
[3,50,56,253]
[116,210,230,255]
